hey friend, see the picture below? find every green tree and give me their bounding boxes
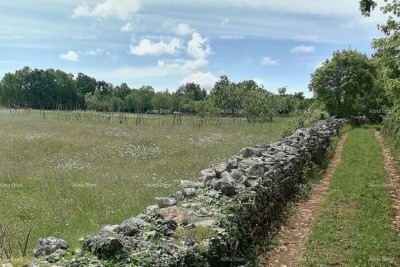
[293,92,305,100]
[113,83,131,100]
[0,71,26,107]
[360,0,400,105]
[125,91,137,112]
[309,49,377,117]
[277,86,287,96]
[176,83,207,101]
[110,96,124,111]
[95,80,113,96]
[76,73,96,95]
[135,86,155,112]
[211,75,243,114]
[359,0,377,16]
[152,91,171,113]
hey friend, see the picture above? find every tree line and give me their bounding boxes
[0,67,313,122]
[306,0,399,119]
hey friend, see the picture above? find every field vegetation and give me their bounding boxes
[0,109,315,260]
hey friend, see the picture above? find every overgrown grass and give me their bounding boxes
[300,126,400,266]
[174,226,215,251]
[0,109,300,262]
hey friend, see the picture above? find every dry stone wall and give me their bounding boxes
[29,117,347,267]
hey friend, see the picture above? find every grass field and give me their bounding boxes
[300,126,400,266]
[0,109,301,261]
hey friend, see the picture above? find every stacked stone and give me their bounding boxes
[28,117,347,267]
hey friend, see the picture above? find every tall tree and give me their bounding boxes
[76,73,96,95]
[113,83,131,99]
[210,75,242,114]
[176,83,207,101]
[152,91,171,112]
[360,0,400,105]
[309,49,377,117]
[135,86,155,112]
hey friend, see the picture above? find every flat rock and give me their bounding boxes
[180,180,201,189]
[158,206,190,224]
[156,197,177,208]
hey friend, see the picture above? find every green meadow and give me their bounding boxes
[0,109,300,260]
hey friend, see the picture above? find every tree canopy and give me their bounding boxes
[309,49,378,117]
[360,0,400,106]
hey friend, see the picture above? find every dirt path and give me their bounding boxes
[263,132,349,267]
[374,132,400,231]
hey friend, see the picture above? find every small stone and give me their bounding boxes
[227,158,239,169]
[156,197,177,208]
[211,163,228,177]
[99,224,119,234]
[180,180,201,189]
[183,188,196,197]
[277,152,286,157]
[240,147,261,158]
[198,169,217,184]
[115,217,148,236]
[158,206,190,224]
[206,190,220,199]
[144,231,157,240]
[230,169,242,180]
[146,205,160,218]
[33,237,68,258]
[220,171,233,182]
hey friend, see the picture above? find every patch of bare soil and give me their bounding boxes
[263,132,349,267]
[374,132,400,231]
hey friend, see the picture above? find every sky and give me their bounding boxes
[0,0,389,97]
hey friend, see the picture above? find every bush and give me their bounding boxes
[382,106,400,147]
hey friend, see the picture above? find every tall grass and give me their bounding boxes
[0,110,298,258]
[300,127,400,266]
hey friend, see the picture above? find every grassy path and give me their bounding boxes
[300,127,400,266]
[264,132,349,267]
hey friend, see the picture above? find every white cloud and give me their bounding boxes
[290,45,315,54]
[60,51,79,61]
[180,72,218,90]
[175,23,195,35]
[129,38,182,56]
[253,78,266,88]
[81,49,104,56]
[261,57,279,66]
[158,58,208,72]
[72,3,91,17]
[187,33,211,59]
[121,22,133,32]
[72,0,140,21]
[88,58,209,81]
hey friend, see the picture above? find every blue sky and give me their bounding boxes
[0,0,388,97]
